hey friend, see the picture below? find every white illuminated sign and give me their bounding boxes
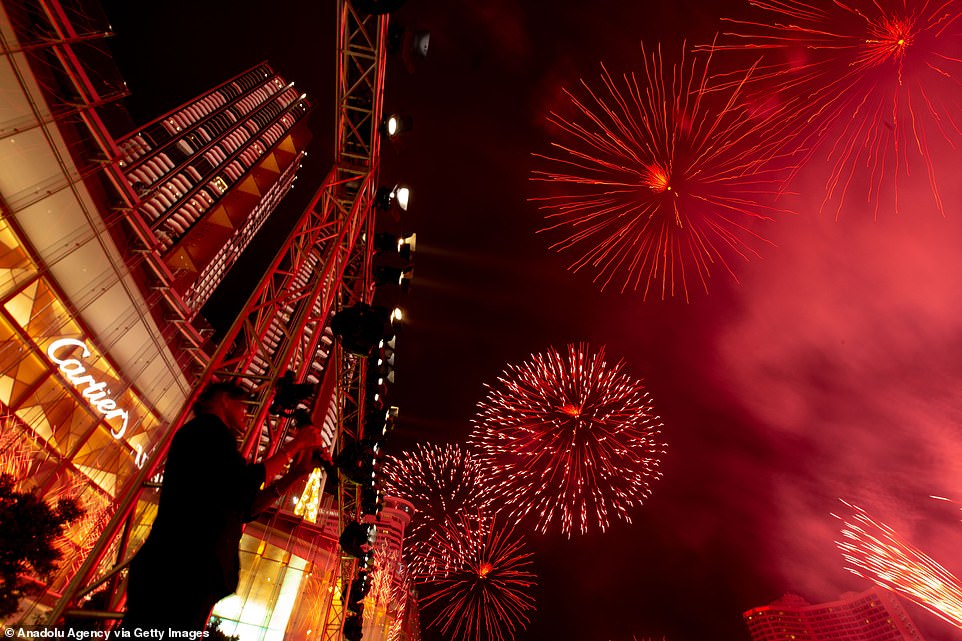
[46,338,130,439]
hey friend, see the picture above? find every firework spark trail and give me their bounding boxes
[369,538,401,607]
[419,514,536,641]
[708,0,962,218]
[929,495,962,523]
[381,443,494,577]
[531,42,797,300]
[834,499,962,630]
[385,568,414,641]
[468,343,665,537]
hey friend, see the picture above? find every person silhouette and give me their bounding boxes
[121,381,326,632]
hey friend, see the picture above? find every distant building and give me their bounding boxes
[115,62,310,315]
[744,588,926,641]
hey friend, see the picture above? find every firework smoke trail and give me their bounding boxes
[419,514,536,641]
[468,343,665,537]
[834,499,962,630]
[381,443,494,577]
[709,0,962,218]
[531,42,797,300]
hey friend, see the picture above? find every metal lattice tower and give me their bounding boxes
[46,1,391,635]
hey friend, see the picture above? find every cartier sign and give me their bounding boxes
[46,337,130,439]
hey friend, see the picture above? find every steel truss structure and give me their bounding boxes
[47,1,391,637]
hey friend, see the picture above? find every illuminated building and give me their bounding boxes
[115,63,310,314]
[744,588,926,641]
[362,497,415,641]
[0,0,308,621]
[209,496,419,640]
[212,504,343,640]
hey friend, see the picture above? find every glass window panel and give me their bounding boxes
[4,278,41,327]
[123,489,161,562]
[5,346,48,408]
[71,424,137,498]
[265,555,306,640]
[0,129,63,211]
[16,375,96,453]
[24,278,72,338]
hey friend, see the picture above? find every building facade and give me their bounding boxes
[207,496,418,641]
[0,0,310,623]
[744,588,926,641]
[115,62,310,314]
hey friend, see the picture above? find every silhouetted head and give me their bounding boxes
[194,381,249,431]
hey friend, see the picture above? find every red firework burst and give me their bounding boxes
[468,343,665,536]
[381,443,494,577]
[834,499,962,630]
[419,514,536,641]
[531,43,796,300]
[710,0,962,217]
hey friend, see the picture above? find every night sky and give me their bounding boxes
[99,1,962,641]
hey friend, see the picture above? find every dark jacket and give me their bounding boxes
[135,413,265,599]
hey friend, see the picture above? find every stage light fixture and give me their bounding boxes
[373,232,400,253]
[360,483,384,515]
[411,31,430,58]
[374,265,412,287]
[381,114,413,138]
[389,24,430,62]
[374,184,411,212]
[340,521,376,559]
[398,233,416,260]
[363,354,395,411]
[330,303,395,357]
[364,407,390,437]
[377,351,395,370]
[372,233,416,259]
[374,186,393,210]
[335,439,379,484]
[394,186,410,211]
